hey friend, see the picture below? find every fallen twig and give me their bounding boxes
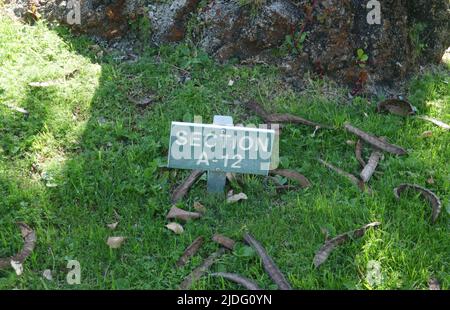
[3,103,29,115]
[394,184,442,223]
[360,150,382,183]
[318,158,371,193]
[417,115,450,131]
[176,236,204,267]
[344,123,407,155]
[243,233,292,290]
[178,248,226,289]
[313,222,381,267]
[171,170,205,203]
[210,272,261,290]
[0,223,36,269]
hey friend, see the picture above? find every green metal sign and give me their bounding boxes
[167,118,276,177]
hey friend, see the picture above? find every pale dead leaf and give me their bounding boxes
[420,130,433,138]
[166,222,184,234]
[11,260,23,276]
[227,192,248,203]
[107,222,119,230]
[166,206,202,221]
[106,236,126,249]
[43,269,53,281]
[193,201,206,214]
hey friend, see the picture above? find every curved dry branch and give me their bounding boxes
[394,184,442,223]
[243,233,292,290]
[210,272,261,290]
[171,170,205,203]
[0,222,36,270]
[270,169,311,188]
[344,123,407,155]
[313,222,381,267]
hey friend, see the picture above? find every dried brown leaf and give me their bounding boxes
[394,184,442,223]
[270,169,311,188]
[212,234,236,250]
[166,206,202,221]
[106,236,126,249]
[178,248,226,289]
[376,99,416,116]
[210,272,261,290]
[226,192,248,203]
[166,222,184,234]
[360,150,382,183]
[428,278,440,290]
[245,101,331,129]
[318,158,371,193]
[171,170,205,203]
[344,123,407,155]
[420,130,433,138]
[0,222,36,270]
[107,222,119,230]
[243,233,292,290]
[313,222,381,267]
[176,236,204,267]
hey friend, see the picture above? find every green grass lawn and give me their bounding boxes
[0,15,449,290]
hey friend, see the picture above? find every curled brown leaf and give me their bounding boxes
[212,234,236,250]
[176,236,204,267]
[0,223,36,270]
[171,170,205,203]
[394,184,442,223]
[270,169,311,189]
[344,123,407,155]
[243,233,292,290]
[166,206,202,221]
[318,158,371,193]
[210,272,261,290]
[245,101,331,129]
[178,248,226,290]
[376,99,416,117]
[313,222,381,267]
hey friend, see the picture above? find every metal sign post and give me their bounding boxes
[206,115,233,193]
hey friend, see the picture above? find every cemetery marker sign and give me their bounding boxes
[168,115,276,193]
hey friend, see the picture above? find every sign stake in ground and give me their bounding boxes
[168,115,276,194]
